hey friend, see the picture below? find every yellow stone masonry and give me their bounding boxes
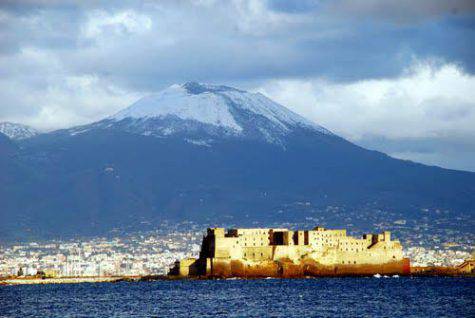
[206,226,401,264]
[170,225,406,277]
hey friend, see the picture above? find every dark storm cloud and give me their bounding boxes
[314,0,475,23]
[0,2,86,56]
[1,0,474,85]
[0,0,474,171]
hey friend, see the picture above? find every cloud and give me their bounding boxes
[258,61,475,171]
[1,0,474,84]
[321,0,475,24]
[0,48,139,130]
[0,1,474,170]
[82,10,152,40]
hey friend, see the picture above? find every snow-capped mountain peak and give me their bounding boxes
[111,82,242,132]
[0,122,39,140]
[109,82,330,139]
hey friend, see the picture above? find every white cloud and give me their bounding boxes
[25,75,140,130]
[231,0,306,36]
[0,48,140,130]
[257,60,475,171]
[82,10,152,40]
[258,61,475,141]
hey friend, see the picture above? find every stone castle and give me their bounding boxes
[170,226,410,278]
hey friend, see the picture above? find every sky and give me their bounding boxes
[0,0,474,171]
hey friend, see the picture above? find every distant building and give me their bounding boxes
[457,260,475,274]
[170,226,410,278]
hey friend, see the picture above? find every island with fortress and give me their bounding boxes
[169,226,414,278]
[1,225,473,285]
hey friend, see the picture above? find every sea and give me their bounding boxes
[1,277,474,317]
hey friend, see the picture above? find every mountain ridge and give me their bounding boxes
[55,82,332,147]
[0,122,38,140]
[0,82,474,242]
[110,82,327,133]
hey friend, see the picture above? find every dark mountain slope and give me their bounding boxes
[0,83,474,241]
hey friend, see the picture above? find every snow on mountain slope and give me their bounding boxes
[221,89,322,132]
[109,82,331,137]
[112,84,243,132]
[0,122,38,140]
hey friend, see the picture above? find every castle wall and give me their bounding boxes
[242,246,273,261]
[214,236,240,259]
[273,245,310,262]
[174,225,407,278]
[206,258,410,278]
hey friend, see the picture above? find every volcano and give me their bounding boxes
[1,82,474,241]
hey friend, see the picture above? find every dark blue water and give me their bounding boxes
[1,277,474,317]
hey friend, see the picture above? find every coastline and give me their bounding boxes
[1,270,473,286]
[0,276,138,286]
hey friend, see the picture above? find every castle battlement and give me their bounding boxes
[171,226,409,278]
